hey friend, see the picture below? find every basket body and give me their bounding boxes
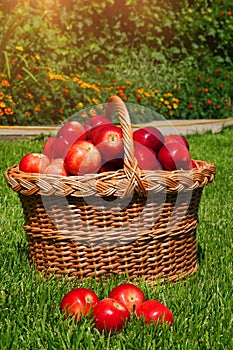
[5,160,215,282]
[4,96,216,282]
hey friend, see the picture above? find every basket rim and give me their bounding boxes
[5,159,216,198]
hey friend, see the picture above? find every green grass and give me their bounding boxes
[0,127,232,350]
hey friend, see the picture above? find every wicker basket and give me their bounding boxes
[5,96,216,282]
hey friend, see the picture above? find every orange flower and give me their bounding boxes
[34,105,41,111]
[4,107,14,115]
[25,111,31,117]
[1,80,10,87]
[206,99,212,105]
[0,109,4,116]
[0,92,4,99]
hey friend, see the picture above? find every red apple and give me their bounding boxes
[98,158,124,173]
[57,121,86,143]
[60,288,99,321]
[133,126,164,152]
[95,125,124,161]
[42,135,57,160]
[91,122,115,144]
[164,134,189,150]
[136,300,173,326]
[19,153,50,173]
[91,298,130,333]
[64,140,102,175]
[158,142,191,171]
[189,159,197,169]
[134,143,162,171]
[109,283,145,313]
[85,115,110,129]
[50,136,71,160]
[43,158,70,176]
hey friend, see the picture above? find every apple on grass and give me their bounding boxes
[136,300,173,326]
[19,153,50,173]
[109,283,145,313]
[91,298,130,333]
[134,143,162,171]
[64,140,102,175]
[158,142,191,171]
[133,126,164,153]
[60,288,99,321]
[95,125,124,161]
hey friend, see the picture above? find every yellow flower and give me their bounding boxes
[173,103,178,109]
[76,102,84,108]
[92,98,99,104]
[89,108,97,116]
[16,46,24,51]
[164,100,169,105]
[35,55,40,60]
[159,97,164,102]
[172,97,179,103]
[0,101,6,108]
[81,111,88,118]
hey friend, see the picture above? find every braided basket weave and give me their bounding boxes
[5,96,216,282]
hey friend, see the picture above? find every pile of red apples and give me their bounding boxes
[19,115,197,175]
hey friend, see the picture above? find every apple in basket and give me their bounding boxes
[57,120,86,143]
[42,135,57,160]
[134,143,162,171]
[133,126,164,153]
[49,136,71,160]
[19,153,50,173]
[64,140,101,175]
[94,124,124,161]
[43,158,70,176]
[85,115,110,140]
[158,142,191,171]
[164,134,190,150]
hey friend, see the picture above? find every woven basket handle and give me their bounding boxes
[105,95,146,197]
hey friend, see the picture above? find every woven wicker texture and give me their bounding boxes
[5,96,216,282]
